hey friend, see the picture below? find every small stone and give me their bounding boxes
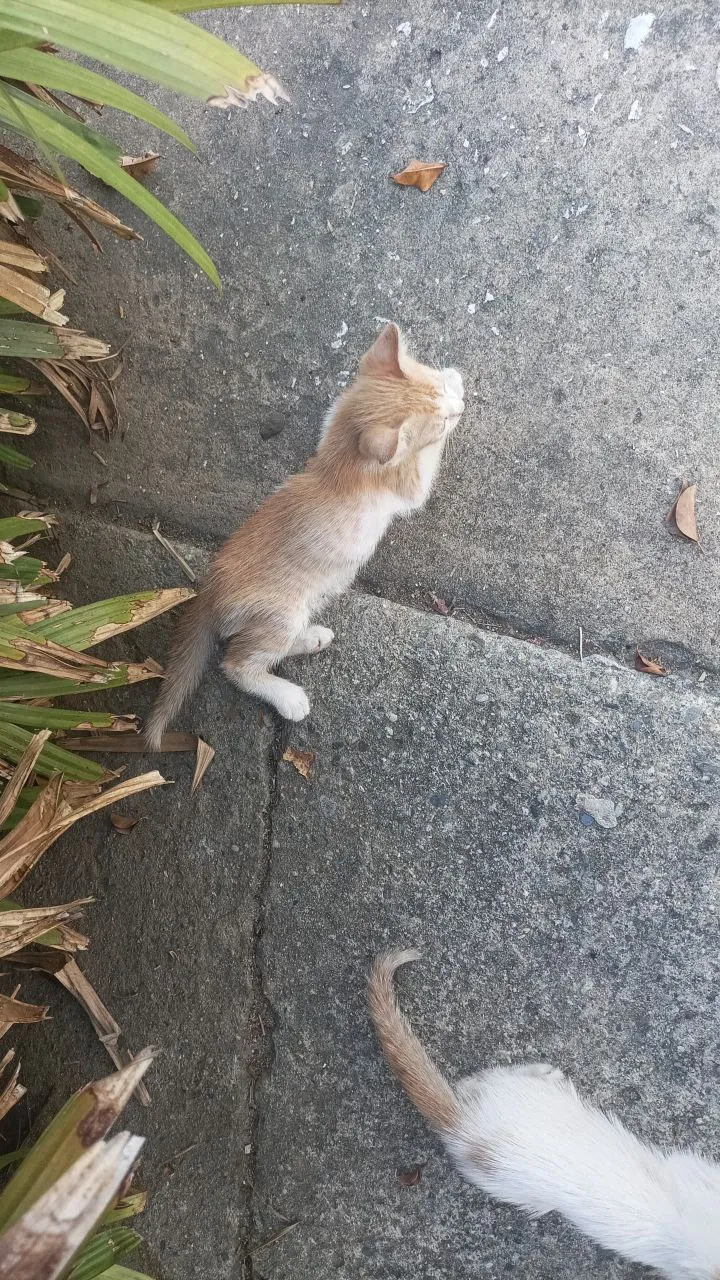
[576,792,618,829]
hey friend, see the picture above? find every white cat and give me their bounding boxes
[368,949,720,1280]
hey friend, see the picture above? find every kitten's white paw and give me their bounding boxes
[274,684,310,721]
[304,625,335,654]
[513,1063,566,1082]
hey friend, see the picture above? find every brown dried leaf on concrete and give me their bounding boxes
[396,1162,425,1186]
[119,152,160,180]
[430,593,454,616]
[109,811,139,833]
[669,482,699,543]
[192,738,215,793]
[282,746,315,781]
[635,650,668,677]
[392,159,446,192]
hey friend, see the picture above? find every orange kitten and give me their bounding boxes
[146,324,464,745]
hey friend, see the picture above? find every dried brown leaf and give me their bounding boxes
[430,593,454,617]
[63,729,195,753]
[635,650,668,677]
[392,159,446,192]
[396,1162,425,1186]
[282,746,315,781]
[669,483,699,544]
[119,152,160,180]
[109,811,139,833]
[192,738,215,793]
[55,959,152,1105]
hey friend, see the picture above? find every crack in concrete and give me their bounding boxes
[237,715,284,1280]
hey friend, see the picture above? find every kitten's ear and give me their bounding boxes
[360,323,406,379]
[358,425,401,464]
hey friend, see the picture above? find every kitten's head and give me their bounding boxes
[329,323,464,467]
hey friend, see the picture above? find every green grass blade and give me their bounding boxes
[0,440,34,469]
[29,587,193,651]
[0,0,270,104]
[0,670,138,698]
[0,516,50,540]
[100,1269,155,1280]
[0,373,31,392]
[0,318,63,360]
[0,48,196,151]
[0,703,116,730]
[0,720,105,779]
[67,1226,142,1280]
[0,91,218,285]
[149,0,337,6]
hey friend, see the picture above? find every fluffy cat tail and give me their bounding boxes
[144,594,215,751]
[368,949,460,1134]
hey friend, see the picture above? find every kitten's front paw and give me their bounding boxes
[274,685,310,721]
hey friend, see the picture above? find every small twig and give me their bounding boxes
[250,1221,299,1254]
[578,626,584,663]
[152,519,196,582]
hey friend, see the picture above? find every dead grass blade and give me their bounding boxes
[151,519,196,582]
[191,738,215,793]
[0,1131,145,1280]
[0,729,50,827]
[0,990,48,1037]
[0,770,166,899]
[0,899,91,959]
[0,145,140,241]
[0,239,46,273]
[0,1048,24,1122]
[55,959,151,1106]
[0,264,67,324]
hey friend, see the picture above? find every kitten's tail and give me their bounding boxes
[367,949,460,1133]
[144,593,215,751]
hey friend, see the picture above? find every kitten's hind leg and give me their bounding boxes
[287,625,334,656]
[222,629,310,721]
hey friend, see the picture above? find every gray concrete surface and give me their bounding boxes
[255,592,720,1280]
[28,0,719,666]
[6,2,720,1278]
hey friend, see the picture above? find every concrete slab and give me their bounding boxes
[26,0,720,666]
[17,520,270,1280]
[254,592,720,1279]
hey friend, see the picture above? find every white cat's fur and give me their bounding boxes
[368,950,720,1279]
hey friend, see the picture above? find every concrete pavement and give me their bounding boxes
[11,2,720,1278]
